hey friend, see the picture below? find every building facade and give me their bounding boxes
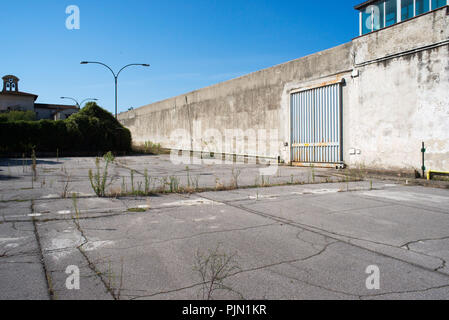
[118,4,449,172]
[0,75,79,120]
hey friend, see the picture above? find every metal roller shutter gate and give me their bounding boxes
[290,83,343,165]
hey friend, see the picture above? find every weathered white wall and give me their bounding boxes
[0,95,35,111]
[347,7,449,171]
[119,6,449,172]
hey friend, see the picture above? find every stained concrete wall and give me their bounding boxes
[0,95,35,112]
[119,6,449,171]
[347,7,449,171]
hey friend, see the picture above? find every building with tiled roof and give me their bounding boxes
[0,75,79,120]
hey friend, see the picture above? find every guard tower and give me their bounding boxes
[2,75,20,92]
[355,0,448,36]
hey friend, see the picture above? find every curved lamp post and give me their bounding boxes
[60,97,98,109]
[80,61,150,118]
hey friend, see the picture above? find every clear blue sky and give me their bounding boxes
[0,0,361,114]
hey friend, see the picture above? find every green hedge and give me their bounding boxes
[0,110,36,122]
[0,103,131,154]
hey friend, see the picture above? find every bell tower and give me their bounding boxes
[2,75,19,92]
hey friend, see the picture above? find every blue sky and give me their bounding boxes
[0,0,361,114]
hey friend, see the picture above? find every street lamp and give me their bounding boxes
[60,97,98,109]
[80,61,150,118]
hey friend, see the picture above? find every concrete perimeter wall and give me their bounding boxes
[119,6,449,171]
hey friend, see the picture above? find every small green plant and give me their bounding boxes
[61,168,72,198]
[144,169,150,194]
[88,152,115,197]
[169,176,180,193]
[31,148,37,183]
[192,175,200,191]
[186,166,191,188]
[231,168,241,188]
[130,169,135,194]
[142,141,162,155]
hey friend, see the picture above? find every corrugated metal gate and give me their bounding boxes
[291,83,342,165]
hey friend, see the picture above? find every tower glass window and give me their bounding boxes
[362,1,385,33]
[432,0,447,9]
[357,0,448,35]
[416,0,430,15]
[401,0,415,20]
[385,0,398,26]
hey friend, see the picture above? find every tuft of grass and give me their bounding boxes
[169,176,180,193]
[134,141,163,155]
[144,169,150,194]
[61,167,72,198]
[89,152,115,197]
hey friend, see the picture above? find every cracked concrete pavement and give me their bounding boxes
[1,155,449,300]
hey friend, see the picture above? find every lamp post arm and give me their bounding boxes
[84,61,117,79]
[117,64,146,78]
[61,97,80,108]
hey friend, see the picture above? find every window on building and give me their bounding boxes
[359,0,447,35]
[362,0,385,33]
[432,0,447,9]
[402,0,415,20]
[374,2,385,30]
[362,8,373,34]
[385,0,398,26]
[416,0,431,15]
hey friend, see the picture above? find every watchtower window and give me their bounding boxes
[357,0,449,36]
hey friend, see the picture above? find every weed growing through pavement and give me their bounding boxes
[231,168,241,188]
[89,152,115,197]
[130,169,135,194]
[169,176,180,193]
[31,148,37,188]
[193,244,242,300]
[61,167,72,198]
[144,169,150,194]
[72,192,80,220]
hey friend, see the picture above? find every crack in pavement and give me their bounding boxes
[127,241,340,300]
[197,193,449,280]
[402,236,449,272]
[72,217,119,300]
[95,222,279,251]
[359,283,449,299]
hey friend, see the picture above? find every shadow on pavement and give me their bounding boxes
[0,159,62,167]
